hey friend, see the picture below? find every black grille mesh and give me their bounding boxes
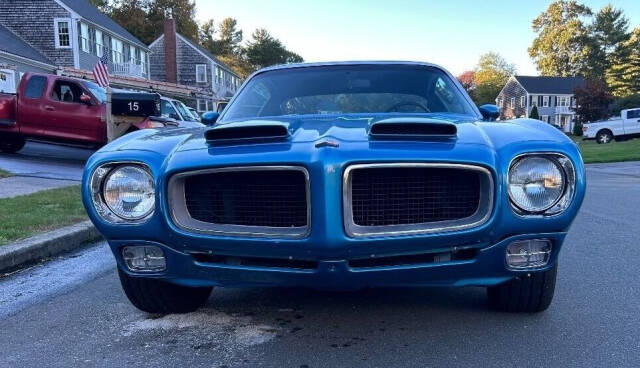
[350,167,481,226]
[184,169,307,227]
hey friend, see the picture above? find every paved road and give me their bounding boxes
[0,141,94,181]
[1,162,639,367]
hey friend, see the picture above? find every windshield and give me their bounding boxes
[82,81,106,103]
[174,100,197,122]
[220,64,476,122]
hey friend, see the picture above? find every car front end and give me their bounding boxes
[82,62,586,313]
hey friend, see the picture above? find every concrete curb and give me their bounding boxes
[0,220,103,273]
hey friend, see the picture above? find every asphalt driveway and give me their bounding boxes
[1,162,639,368]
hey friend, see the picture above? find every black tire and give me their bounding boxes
[118,268,212,314]
[0,135,26,153]
[487,265,557,313]
[596,130,613,144]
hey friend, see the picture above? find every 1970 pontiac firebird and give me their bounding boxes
[82,62,585,314]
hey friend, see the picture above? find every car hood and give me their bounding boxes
[99,113,575,158]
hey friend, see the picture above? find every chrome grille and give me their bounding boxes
[169,166,310,238]
[343,163,493,237]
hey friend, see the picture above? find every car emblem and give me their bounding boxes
[315,139,339,148]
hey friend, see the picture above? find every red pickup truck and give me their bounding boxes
[0,73,200,153]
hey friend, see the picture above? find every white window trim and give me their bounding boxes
[111,37,124,63]
[541,115,549,122]
[520,96,525,108]
[510,97,515,109]
[197,99,208,112]
[543,95,549,107]
[196,64,207,83]
[54,18,72,49]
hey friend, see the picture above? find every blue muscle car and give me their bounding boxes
[82,62,586,314]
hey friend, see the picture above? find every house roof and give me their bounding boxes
[514,76,585,94]
[175,34,238,77]
[0,24,54,66]
[58,0,148,49]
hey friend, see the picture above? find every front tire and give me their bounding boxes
[487,265,557,313]
[0,135,26,153]
[596,130,613,144]
[118,268,212,314]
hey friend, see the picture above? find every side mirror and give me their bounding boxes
[80,94,92,105]
[201,111,220,126]
[478,104,500,121]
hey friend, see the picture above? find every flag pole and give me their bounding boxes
[106,85,115,142]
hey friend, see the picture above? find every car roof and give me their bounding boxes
[256,61,446,73]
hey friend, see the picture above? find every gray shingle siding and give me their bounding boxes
[176,37,212,89]
[496,78,527,120]
[0,0,74,67]
[149,37,166,82]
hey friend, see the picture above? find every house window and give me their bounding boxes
[80,23,89,52]
[510,97,515,109]
[557,96,569,107]
[196,64,207,83]
[197,99,208,112]
[520,96,525,108]
[129,46,137,63]
[111,38,123,63]
[541,115,549,123]
[140,51,147,74]
[531,96,538,107]
[215,66,223,84]
[543,95,549,107]
[54,19,71,48]
[498,98,503,108]
[95,29,103,57]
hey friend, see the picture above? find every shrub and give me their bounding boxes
[529,105,540,120]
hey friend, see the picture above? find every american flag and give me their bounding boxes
[93,53,110,87]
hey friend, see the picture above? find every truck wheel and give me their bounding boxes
[0,135,26,153]
[118,268,212,314]
[487,265,557,313]
[596,130,613,144]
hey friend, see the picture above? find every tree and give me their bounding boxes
[147,0,199,43]
[217,18,243,56]
[606,28,640,97]
[457,70,476,101]
[88,0,110,12]
[110,0,154,45]
[473,52,515,105]
[610,94,640,116]
[245,29,302,70]
[529,105,540,120]
[573,79,614,123]
[528,1,597,78]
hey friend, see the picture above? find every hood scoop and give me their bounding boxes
[205,121,290,145]
[369,118,457,140]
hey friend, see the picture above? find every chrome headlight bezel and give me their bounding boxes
[89,162,155,223]
[508,153,576,216]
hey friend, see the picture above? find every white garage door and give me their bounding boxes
[0,69,16,94]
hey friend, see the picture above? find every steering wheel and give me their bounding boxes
[386,101,431,113]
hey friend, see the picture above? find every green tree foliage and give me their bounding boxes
[529,105,540,120]
[218,18,243,56]
[606,28,640,97]
[88,0,110,12]
[473,52,515,105]
[529,1,596,78]
[109,0,154,44]
[244,29,303,70]
[573,79,614,123]
[573,121,583,136]
[610,94,640,116]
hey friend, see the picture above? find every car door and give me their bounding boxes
[624,109,640,135]
[46,79,103,142]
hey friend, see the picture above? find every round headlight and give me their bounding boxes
[508,156,565,213]
[103,165,155,220]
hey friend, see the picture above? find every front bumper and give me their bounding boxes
[112,232,566,289]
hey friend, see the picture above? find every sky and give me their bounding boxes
[195,0,640,76]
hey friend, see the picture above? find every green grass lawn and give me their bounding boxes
[0,169,12,179]
[572,136,640,164]
[0,185,87,246]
